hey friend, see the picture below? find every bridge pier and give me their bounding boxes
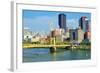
[50,47,57,53]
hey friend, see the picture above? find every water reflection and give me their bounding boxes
[23,48,91,62]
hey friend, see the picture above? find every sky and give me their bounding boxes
[23,10,91,35]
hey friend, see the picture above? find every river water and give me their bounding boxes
[23,48,91,62]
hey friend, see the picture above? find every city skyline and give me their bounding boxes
[23,10,91,62]
[23,10,91,35]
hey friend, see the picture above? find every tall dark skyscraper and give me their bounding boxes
[79,16,89,32]
[58,14,66,32]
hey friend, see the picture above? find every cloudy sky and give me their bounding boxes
[23,10,91,35]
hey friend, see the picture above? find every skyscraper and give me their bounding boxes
[79,16,89,32]
[70,27,84,43]
[58,14,66,32]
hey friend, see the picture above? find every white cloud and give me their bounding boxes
[24,27,30,30]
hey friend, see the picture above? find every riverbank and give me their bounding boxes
[70,45,91,50]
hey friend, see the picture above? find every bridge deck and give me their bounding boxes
[23,44,71,48]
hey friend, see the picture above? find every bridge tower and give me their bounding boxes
[49,22,57,52]
[48,21,55,45]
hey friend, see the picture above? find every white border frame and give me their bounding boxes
[11,1,97,71]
